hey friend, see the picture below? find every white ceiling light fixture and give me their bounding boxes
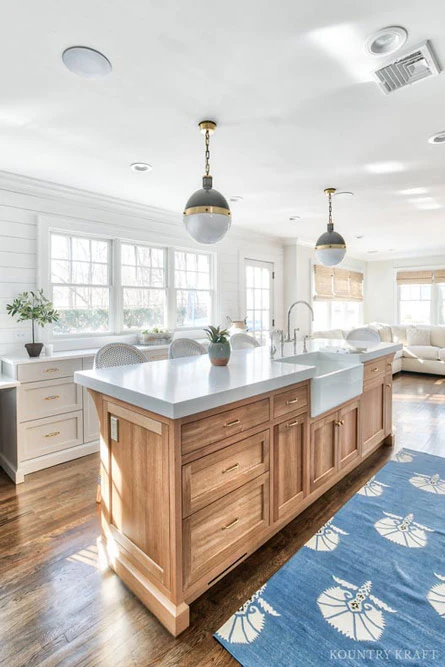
[365,26,407,57]
[229,196,244,202]
[130,162,152,173]
[183,120,231,245]
[289,215,301,221]
[355,235,364,239]
[315,188,347,267]
[62,46,112,79]
[428,131,445,145]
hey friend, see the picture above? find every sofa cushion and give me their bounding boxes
[394,349,403,360]
[403,345,440,360]
[369,322,393,343]
[407,326,431,346]
[430,326,445,348]
[391,325,408,345]
[439,349,445,362]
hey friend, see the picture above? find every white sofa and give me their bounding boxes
[313,323,445,376]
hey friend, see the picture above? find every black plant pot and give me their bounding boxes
[25,343,44,358]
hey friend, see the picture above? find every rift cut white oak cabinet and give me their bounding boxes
[0,346,169,483]
[75,344,399,636]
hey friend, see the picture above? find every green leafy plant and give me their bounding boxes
[141,327,169,334]
[203,325,229,344]
[6,290,59,343]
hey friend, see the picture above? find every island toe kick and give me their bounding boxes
[90,354,395,636]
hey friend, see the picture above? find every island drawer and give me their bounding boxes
[182,430,270,517]
[17,358,82,384]
[183,473,269,588]
[181,398,270,455]
[273,384,308,419]
[20,411,84,460]
[18,378,83,422]
[363,358,386,384]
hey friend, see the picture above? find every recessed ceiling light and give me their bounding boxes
[428,131,445,144]
[398,187,428,195]
[388,249,395,252]
[62,46,112,79]
[366,161,405,174]
[354,235,364,239]
[229,196,244,202]
[289,216,301,221]
[335,191,354,198]
[130,162,152,173]
[365,26,407,57]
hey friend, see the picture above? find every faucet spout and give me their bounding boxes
[286,300,314,342]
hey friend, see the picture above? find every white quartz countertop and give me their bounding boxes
[1,343,170,366]
[75,348,316,419]
[0,374,19,389]
[74,340,401,419]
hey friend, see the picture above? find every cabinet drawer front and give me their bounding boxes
[273,384,308,419]
[363,358,386,384]
[182,430,269,517]
[19,378,82,422]
[181,398,270,455]
[183,474,269,588]
[17,358,82,383]
[21,411,83,460]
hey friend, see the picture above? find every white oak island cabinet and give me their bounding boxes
[75,345,399,636]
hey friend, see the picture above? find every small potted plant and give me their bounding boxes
[204,325,231,366]
[6,289,59,358]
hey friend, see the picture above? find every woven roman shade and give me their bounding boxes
[314,264,334,299]
[350,271,364,301]
[396,270,434,285]
[333,268,350,299]
[434,269,445,283]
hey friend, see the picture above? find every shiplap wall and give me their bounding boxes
[0,172,284,357]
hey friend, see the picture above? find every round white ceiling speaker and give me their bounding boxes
[62,46,112,79]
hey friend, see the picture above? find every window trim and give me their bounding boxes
[394,264,445,325]
[38,218,216,340]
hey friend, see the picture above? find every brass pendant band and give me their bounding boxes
[183,205,231,216]
[315,243,347,250]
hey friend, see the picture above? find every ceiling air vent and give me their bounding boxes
[374,41,441,94]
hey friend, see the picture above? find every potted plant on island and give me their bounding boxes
[6,289,59,358]
[204,325,231,366]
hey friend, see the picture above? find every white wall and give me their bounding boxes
[366,255,445,324]
[283,240,367,335]
[0,171,284,357]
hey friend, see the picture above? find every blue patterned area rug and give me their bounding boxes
[215,449,445,666]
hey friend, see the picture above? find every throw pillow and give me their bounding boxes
[407,326,431,346]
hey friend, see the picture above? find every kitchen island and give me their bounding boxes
[75,341,401,635]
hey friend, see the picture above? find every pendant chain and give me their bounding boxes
[328,191,333,226]
[205,129,211,176]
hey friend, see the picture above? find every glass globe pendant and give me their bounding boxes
[315,187,347,266]
[183,120,231,244]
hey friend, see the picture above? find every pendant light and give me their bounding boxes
[315,187,347,266]
[183,120,231,244]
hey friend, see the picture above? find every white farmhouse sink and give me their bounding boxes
[275,351,364,417]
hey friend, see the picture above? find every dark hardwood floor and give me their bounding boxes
[0,373,444,667]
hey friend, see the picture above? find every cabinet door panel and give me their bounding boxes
[339,401,360,468]
[310,415,337,493]
[274,415,307,521]
[361,380,385,455]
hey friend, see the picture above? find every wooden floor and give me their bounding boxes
[1,373,444,667]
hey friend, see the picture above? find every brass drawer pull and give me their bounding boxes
[224,419,241,428]
[372,367,379,373]
[45,368,60,373]
[287,420,299,428]
[222,463,240,474]
[335,420,344,426]
[286,398,299,405]
[44,431,60,438]
[44,395,60,401]
[222,517,239,531]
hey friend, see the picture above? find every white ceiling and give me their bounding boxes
[1,0,445,260]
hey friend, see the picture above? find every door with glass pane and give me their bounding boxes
[245,259,274,343]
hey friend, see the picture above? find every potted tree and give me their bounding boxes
[204,325,231,366]
[6,289,59,358]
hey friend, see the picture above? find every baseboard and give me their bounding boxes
[0,452,24,484]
